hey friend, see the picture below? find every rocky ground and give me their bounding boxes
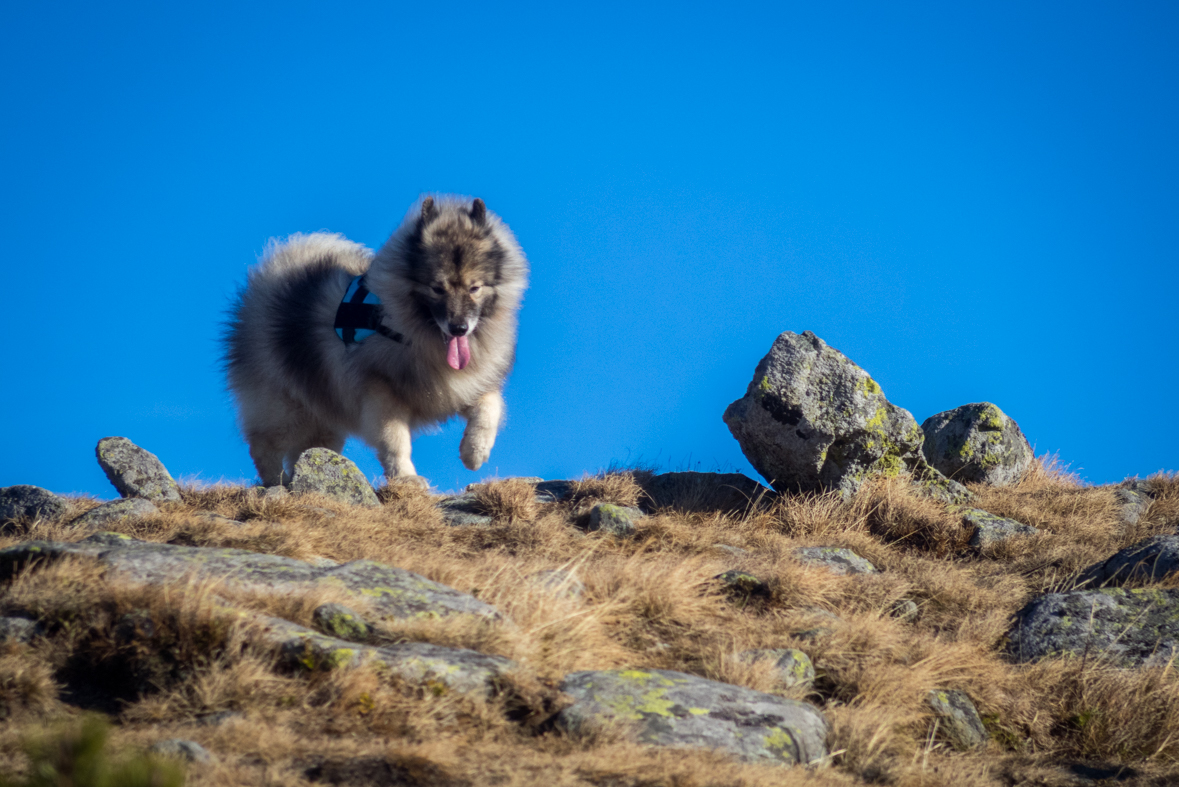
[0,331,1177,786]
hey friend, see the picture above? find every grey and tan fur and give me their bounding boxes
[224,195,528,487]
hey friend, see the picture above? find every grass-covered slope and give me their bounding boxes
[0,462,1177,786]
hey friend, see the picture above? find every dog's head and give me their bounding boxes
[406,197,509,370]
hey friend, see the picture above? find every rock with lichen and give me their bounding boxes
[962,508,1039,549]
[289,448,379,507]
[0,485,69,526]
[556,668,828,765]
[68,498,160,531]
[1007,587,1179,666]
[585,503,642,536]
[921,403,1033,486]
[733,648,816,688]
[95,437,182,502]
[926,689,987,750]
[1077,535,1179,588]
[793,546,878,575]
[723,330,925,499]
[312,603,371,641]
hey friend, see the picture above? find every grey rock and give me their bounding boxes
[436,492,493,526]
[68,498,159,530]
[921,403,1033,487]
[305,556,339,568]
[640,471,773,514]
[586,503,642,536]
[534,480,574,503]
[262,485,289,500]
[0,534,501,621]
[0,616,41,643]
[713,569,771,602]
[312,603,370,641]
[1114,479,1155,526]
[889,599,920,622]
[1077,535,1179,588]
[723,330,926,499]
[95,437,182,502]
[149,739,214,764]
[793,547,878,575]
[1007,588,1179,666]
[289,448,379,507]
[0,485,69,526]
[734,648,815,688]
[557,669,828,765]
[963,508,1039,549]
[527,569,585,598]
[926,689,987,750]
[910,463,975,506]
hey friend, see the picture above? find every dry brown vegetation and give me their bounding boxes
[0,459,1177,786]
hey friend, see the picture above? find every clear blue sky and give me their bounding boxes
[2,1,1176,498]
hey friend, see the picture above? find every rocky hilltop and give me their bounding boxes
[0,331,1175,787]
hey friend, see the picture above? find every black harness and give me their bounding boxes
[333,275,407,345]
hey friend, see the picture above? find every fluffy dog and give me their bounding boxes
[224,195,527,487]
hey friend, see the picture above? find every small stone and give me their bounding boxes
[793,547,877,575]
[534,480,573,503]
[1113,479,1155,527]
[714,570,771,602]
[1077,535,1179,588]
[889,599,920,622]
[963,508,1039,548]
[527,569,585,598]
[290,448,379,507]
[68,498,159,530]
[0,486,69,526]
[262,485,289,500]
[585,503,642,536]
[149,739,214,764]
[926,689,987,750]
[437,492,493,526]
[734,648,815,688]
[0,616,41,643]
[312,603,370,641]
[95,437,182,502]
[921,403,1033,487]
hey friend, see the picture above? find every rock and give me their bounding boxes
[920,403,1033,487]
[713,570,771,602]
[534,480,573,503]
[262,485,289,500]
[734,648,815,688]
[557,669,828,765]
[1113,479,1155,526]
[68,498,159,530]
[723,330,925,499]
[95,437,182,502]
[791,609,842,640]
[910,463,975,506]
[793,547,877,575]
[436,492,493,526]
[926,690,987,750]
[289,448,379,507]
[0,616,41,643]
[640,472,773,514]
[1077,536,1179,588]
[889,599,920,622]
[0,535,502,621]
[585,504,642,536]
[149,739,214,764]
[963,508,1039,549]
[312,603,370,641]
[0,485,69,525]
[712,544,750,558]
[527,569,585,598]
[1007,588,1179,666]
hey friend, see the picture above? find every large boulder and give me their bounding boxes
[920,403,1033,486]
[0,534,501,621]
[1077,536,1179,588]
[556,669,828,765]
[95,437,182,502]
[1007,588,1179,666]
[640,472,773,514]
[0,485,69,525]
[723,331,925,499]
[289,448,379,507]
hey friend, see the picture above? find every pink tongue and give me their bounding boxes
[447,335,471,370]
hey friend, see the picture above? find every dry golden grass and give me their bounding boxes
[1,461,1178,785]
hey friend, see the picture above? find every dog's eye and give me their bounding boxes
[431,286,445,296]
[469,284,482,294]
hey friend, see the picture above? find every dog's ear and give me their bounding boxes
[420,197,437,223]
[469,198,486,225]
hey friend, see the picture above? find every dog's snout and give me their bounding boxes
[448,321,469,337]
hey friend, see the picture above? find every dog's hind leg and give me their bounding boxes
[283,427,346,479]
[246,430,288,488]
[460,389,503,471]
[359,389,420,482]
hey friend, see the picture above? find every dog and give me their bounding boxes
[224,195,528,487]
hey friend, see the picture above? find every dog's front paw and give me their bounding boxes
[460,431,493,471]
[387,473,430,490]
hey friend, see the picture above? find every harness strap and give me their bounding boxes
[334,276,406,345]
